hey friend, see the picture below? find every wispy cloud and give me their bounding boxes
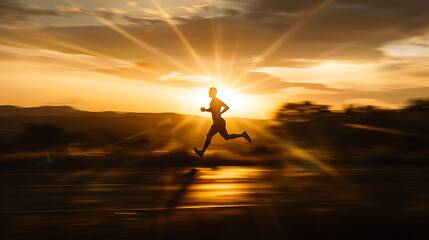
[158,72,218,82]
[280,87,334,95]
[0,0,57,23]
[126,1,138,7]
[140,8,160,15]
[56,5,84,13]
[0,45,133,69]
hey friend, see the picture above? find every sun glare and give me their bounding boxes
[217,88,246,109]
[189,86,254,118]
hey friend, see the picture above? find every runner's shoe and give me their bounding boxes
[242,131,252,143]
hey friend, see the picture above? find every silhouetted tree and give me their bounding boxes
[276,101,331,122]
[404,98,429,112]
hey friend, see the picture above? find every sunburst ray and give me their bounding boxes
[209,0,222,81]
[153,0,211,76]
[88,11,197,75]
[229,0,335,89]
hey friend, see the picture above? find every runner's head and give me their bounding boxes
[209,87,217,98]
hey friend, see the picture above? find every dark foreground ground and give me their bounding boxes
[0,156,427,240]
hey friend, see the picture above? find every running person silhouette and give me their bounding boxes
[194,87,251,158]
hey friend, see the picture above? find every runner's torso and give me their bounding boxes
[210,98,223,122]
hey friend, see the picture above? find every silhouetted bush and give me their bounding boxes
[404,98,429,113]
[273,100,429,163]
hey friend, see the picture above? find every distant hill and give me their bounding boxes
[0,105,180,118]
[0,105,272,154]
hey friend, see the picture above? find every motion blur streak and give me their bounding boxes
[343,123,425,138]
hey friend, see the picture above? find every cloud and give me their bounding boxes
[0,0,57,23]
[226,0,429,63]
[179,5,215,13]
[0,44,133,69]
[126,1,138,7]
[383,44,429,58]
[253,62,381,89]
[223,8,241,16]
[158,72,218,82]
[251,59,429,91]
[244,0,429,17]
[28,4,42,10]
[280,87,334,95]
[94,7,126,18]
[179,4,240,17]
[140,8,160,15]
[122,15,165,25]
[109,8,126,15]
[193,5,212,10]
[56,5,83,13]
[179,7,197,13]
[54,5,127,19]
[94,67,216,89]
[381,35,429,58]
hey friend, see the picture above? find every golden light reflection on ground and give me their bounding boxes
[186,167,274,204]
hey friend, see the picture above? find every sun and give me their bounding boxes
[217,88,246,109]
[190,86,250,116]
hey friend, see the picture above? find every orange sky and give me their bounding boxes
[1,0,429,119]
